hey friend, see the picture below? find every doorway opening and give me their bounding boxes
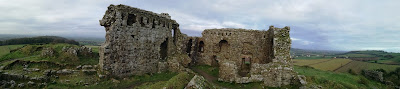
[186,39,193,56]
[160,38,168,60]
[198,41,204,53]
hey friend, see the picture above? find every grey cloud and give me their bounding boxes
[0,0,399,52]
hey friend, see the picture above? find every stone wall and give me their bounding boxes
[194,26,295,87]
[99,4,297,87]
[196,28,272,67]
[99,4,187,77]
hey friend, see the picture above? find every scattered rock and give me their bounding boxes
[83,69,97,75]
[298,75,307,85]
[24,68,40,72]
[185,75,214,89]
[43,69,56,76]
[78,46,93,56]
[98,74,105,79]
[111,78,120,83]
[82,65,93,69]
[57,69,73,74]
[27,81,35,86]
[362,70,384,82]
[40,47,55,57]
[40,82,47,86]
[76,65,82,69]
[18,83,25,87]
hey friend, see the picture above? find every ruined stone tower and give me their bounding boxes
[99,4,297,87]
[99,4,190,77]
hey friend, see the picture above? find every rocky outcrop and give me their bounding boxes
[185,75,215,89]
[40,48,55,57]
[362,70,384,82]
[78,46,93,56]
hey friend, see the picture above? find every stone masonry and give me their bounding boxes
[99,4,297,87]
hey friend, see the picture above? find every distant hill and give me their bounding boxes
[335,50,400,65]
[66,37,105,46]
[290,48,347,59]
[0,34,35,41]
[0,34,105,46]
[0,36,79,46]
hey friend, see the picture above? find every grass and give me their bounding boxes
[192,65,264,89]
[294,66,390,89]
[46,71,179,89]
[293,56,326,59]
[85,45,100,53]
[193,65,219,77]
[135,72,194,89]
[310,59,352,71]
[339,54,375,57]
[335,60,400,74]
[0,51,28,62]
[0,44,24,57]
[214,81,263,89]
[294,58,400,74]
[293,59,330,66]
[0,43,99,66]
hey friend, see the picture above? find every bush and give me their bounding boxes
[358,77,369,85]
[348,69,357,75]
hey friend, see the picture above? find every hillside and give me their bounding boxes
[335,50,400,65]
[0,34,35,41]
[0,43,398,88]
[290,48,347,59]
[0,36,79,46]
[293,58,400,86]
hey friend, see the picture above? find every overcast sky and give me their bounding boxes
[0,0,399,52]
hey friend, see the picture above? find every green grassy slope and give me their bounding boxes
[295,66,391,89]
[335,61,400,74]
[0,44,24,57]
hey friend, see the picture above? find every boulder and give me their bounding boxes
[40,48,55,57]
[57,69,73,74]
[184,75,214,89]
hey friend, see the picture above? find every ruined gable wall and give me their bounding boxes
[212,27,296,87]
[99,4,180,77]
[197,28,271,66]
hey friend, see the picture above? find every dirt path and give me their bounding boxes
[333,60,353,72]
[191,68,218,82]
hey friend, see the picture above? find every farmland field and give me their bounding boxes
[85,45,100,53]
[334,61,400,74]
[293,59,330,66]
[293,58,352,71]
[310,59,352,71]
[293,58,400,74]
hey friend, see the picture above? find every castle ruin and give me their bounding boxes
[99,4,297,87]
